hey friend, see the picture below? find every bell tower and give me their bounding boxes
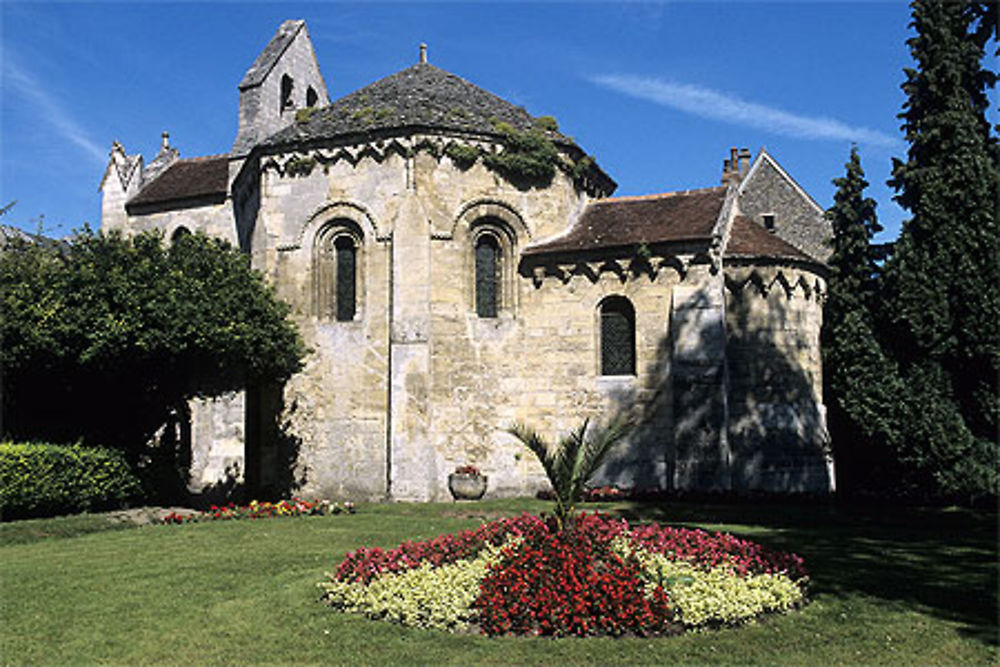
[232,20,329,156]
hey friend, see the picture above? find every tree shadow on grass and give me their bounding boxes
[613,499,999,646]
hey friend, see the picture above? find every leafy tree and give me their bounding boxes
[507,418,631,531]
[882,0,998,498]
[0,229,306,476]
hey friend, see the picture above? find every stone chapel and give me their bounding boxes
[100,20,835,501]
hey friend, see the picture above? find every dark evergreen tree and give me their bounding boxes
[823,148,906,495]
[884,0,998,497]
[826,147,883,318]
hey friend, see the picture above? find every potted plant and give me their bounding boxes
[448,464,488,500]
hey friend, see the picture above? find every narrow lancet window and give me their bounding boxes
[313,222,362,322]
[335,236,356,321]
[475,235,500,318]
[306,86,318,108]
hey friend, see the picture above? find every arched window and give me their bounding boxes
[306,86,318,108]
[280,74,294,112]
[334,236,356,321]
[170,226,191,244]
[313,222,361,322]
[600,296,636,376]
[475,234,500,318]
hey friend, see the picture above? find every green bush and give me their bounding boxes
[0,442,143,520]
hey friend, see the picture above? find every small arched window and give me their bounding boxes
[280,74,294,112]
[170,226,191,244]
[334,236,356,321]
[475,234,500,318]
[600,296,636,376]
[313,222,361,322]
[306,86,318,108]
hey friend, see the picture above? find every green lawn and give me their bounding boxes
[1,499,996,665]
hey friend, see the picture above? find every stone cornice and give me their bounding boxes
[255,132,613,198]
[724,265,826,302]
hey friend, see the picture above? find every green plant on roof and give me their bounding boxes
[285,155,316,177]
[533,115,559,132]
[570,154,595,183]
[483,121,560,186]
[351,107,372,123]
[444,143,481,170]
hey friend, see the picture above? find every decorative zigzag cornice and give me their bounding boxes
[259,135,611,197]
[521,253,708,288]
[724,267,825,302]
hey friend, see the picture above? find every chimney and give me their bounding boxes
[737,148,751,176]
[419,43,427,64]
[722,147,751,185]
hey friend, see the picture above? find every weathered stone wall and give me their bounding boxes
[428,249,687,499]
[188,392,246,494]
[113,199,238,245]
[249,141,706,500]
[723,265,832,492]
[100,151,142,234]
[738,157,832,262]
[670,270,731,491]
[251,156,393,500]
[247,142,588,500]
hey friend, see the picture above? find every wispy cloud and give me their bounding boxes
[3,54,106,164]
[591,74,900,149]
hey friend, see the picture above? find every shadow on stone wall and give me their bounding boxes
[245,382,306,501]
[592,275,832,495]
[724,281,831,493]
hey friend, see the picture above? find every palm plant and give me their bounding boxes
[507,417,632,531]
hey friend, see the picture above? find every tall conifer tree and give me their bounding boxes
[827,147,883,319]
[823,148,904,494]
[884,0,998,496]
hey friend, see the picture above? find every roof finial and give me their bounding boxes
[419,43,427,64]
[161,131,170,151]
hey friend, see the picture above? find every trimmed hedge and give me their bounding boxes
[0,442,143,520]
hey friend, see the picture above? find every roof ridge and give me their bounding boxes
[594,186,725,204]
[174,154,229,164]
[239,19,306,91]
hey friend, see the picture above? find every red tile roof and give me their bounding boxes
[128,155,229,209]
[725,215,813,262]
[523,187,726,255]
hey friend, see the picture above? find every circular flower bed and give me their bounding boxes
[320,513,808,636]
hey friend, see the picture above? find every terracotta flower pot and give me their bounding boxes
[448,472,488,500]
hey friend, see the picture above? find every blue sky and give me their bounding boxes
[1,2,957,242]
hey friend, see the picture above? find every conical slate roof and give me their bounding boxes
[262,62,575,148]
